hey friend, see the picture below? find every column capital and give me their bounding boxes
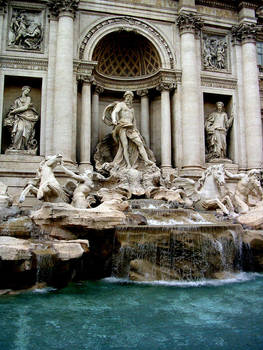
[0,0,7,13]
[137,89,149,97]
[47,0,79,18]
[231,23,258,44]
[177,12,203,36]
[156,82,176,92]
[77,74,93,85]
[93,83,104,95]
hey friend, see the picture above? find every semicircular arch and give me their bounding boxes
[79,16,175,70]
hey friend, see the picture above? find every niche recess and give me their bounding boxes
[203,93,234,162]
[1,76,42,155]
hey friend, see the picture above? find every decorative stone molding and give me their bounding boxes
[93,84,104,95]
[232,23,258,44]
[201,76,237,89]
[0,0,7,12]
[77,74,94,85]
[0,56,47,70]
[238,1,259,10]
[137,89,149,97]
[177,13,203,36]
[156,82,176,92]
[79,16,175,69]
[47,0,79,17]
[196,0,236,11]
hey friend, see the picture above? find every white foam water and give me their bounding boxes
[103,272,263,287]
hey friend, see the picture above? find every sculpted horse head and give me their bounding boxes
[196,164,225,196]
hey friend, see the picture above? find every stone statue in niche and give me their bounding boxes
[205,101,234,162]
[9,11,43,50]
[4,86,39,154]
[203,36,227,71]
[102,91,154,169]
[94,90,160,197]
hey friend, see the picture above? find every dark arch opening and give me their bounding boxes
[92,31,161,78]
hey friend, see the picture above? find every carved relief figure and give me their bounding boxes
[4,86,39,154]
[203,36,227,71]
[225,169,263,214]
[100,91,154,169]
[9,11,43,50]
[205,102,234,161]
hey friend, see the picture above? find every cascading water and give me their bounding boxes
[112,200,245,281]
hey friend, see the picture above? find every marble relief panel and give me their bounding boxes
[7,7,44,52]
[202,33,229,72]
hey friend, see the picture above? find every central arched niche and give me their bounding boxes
[92,31,161,77]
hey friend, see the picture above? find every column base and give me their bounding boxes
[79,162,93,173]
[180,166,204,178]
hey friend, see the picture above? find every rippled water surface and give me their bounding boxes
[0,273,263,350]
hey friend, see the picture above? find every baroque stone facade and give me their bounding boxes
[0,0,263,203]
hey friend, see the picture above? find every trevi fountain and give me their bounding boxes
[0,0,263,349]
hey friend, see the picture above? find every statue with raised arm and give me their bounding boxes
[101,91,154,169]
[4,86,39,154]
[19,154,69,204]
[225,169,263,214]
[60,164,95,209]
[205,102,233,161]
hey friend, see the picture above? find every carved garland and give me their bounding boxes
[79,17,175,69]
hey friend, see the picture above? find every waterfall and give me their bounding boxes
[112,206,245,281]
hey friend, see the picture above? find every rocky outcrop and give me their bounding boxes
[0,236,89,290]
[242,230,263,272]
[31,202,127,236]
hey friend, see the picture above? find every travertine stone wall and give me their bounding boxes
[0,0,262,198]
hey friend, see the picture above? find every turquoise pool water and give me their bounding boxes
[0,273,263,350]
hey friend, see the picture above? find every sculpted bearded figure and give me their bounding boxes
[100,91,155,170]
[205,102,233,161]
[4,86,39,153]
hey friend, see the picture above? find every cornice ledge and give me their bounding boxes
[0,56,48,70]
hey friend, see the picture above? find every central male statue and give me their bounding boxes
[103,91,154,169]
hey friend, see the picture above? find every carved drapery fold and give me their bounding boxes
[177,13,203,36]
[47,0,79,17]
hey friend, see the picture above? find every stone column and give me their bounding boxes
[79,76,92,172]
[92,84,104,155]
[177,13,203,173]
[45,16,58,155]
[48,0,79,162]
[137,89,150,147]
[232,23,262,169]
[0,2,6,152]
[156,83,174,169]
